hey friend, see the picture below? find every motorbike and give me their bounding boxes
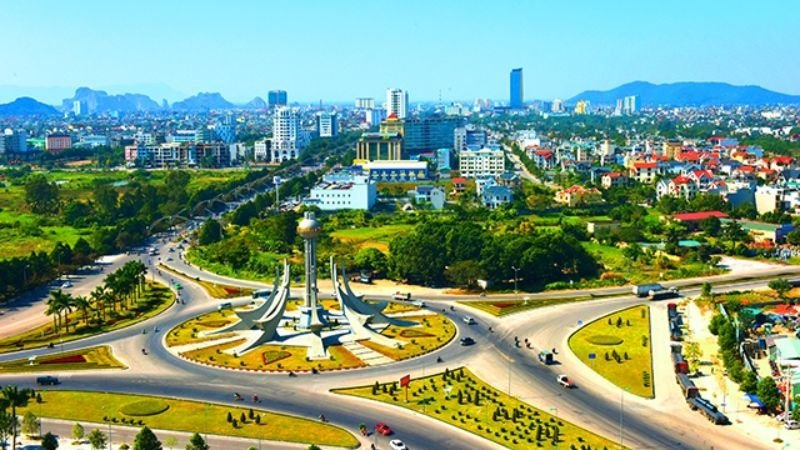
[141,348,147,355]
[319,414,327,423]
[234,393,243,401]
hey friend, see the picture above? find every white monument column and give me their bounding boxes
[297,212,324,330]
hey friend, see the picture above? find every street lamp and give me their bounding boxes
[511,266,520,294]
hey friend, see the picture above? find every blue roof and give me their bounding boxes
[745,393,765,407]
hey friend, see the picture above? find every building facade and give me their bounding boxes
[356,132,403,161]
[386,88,408,119]
[268,90,288,108]
[402,116,463,153]
[46,133,72,153]
[316,112,338,138]
[271,106,308,162]
[459,147,505,178]
[510,68,523,109]
[305,172,377,211]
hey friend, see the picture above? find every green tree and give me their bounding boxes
[21,411,39,437]
[700,217,721,237]
[756,376,781,412]
[701,282,712,299]
[740,370,758,393]
[133,426,162,450]
[787,229,800,246]
[622,243,644,262]
[307,445,321,450]
[41,432,59,450]
[353,248,389,278]
[1,385,32,449]
[444,260,485,289]
[185,433,209,450]
[768,278,792,304]
[24,174,60,215]
[0,410,16,450]
[87,429,107,450]
[198,219,223,246]
[72,423,85,442]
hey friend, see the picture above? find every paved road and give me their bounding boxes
[1,229,795,449]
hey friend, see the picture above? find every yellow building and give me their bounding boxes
[356,132,403,161]
[554,185,603,207]
[379,113,404,136]
[662,140,682,159]
[574,100,589,115]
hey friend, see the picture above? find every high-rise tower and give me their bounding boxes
[386,88,408,119]
[297,212,324,330]
[510,68,523,109]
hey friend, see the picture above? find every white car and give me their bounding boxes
[556,374,575,388]
[389,440,407,450]
[786,419,800,430]
[60,281,73,289]
[462,316,476,325]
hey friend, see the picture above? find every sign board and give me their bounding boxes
[477,279,488,290]
[400,374,411,387]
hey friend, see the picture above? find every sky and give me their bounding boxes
[1,0,798,104]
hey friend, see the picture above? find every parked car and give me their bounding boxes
[389,440,407,450]
[60,281,73,289]
[375,422,393,436]
[462,316,476,325]
[556,374,575,388]
[460,337,475,346]
[785,419,800,430]
[36,376,59,385]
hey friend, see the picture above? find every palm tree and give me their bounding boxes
[1,385,33,450]
[46,290,71,333]
[71,295,92,326]
[90,285,108,322]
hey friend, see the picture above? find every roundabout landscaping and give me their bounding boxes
[166,299,457,373]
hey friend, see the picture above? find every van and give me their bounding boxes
[36,376,59,385]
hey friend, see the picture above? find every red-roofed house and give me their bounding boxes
[529,148,555,170]
[757,167,777,181]
[656,175,698,200]
[629,161,660,183]
[601,171,628,189]
[771,156,794,171]
[451,177,467,194]
[672,210,729,222]
[554,185,603,207]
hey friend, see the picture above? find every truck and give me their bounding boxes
[676,373,699,399]
[688,397,729,425]
[648,287,679,301]
[671,352,689,374]
[632,283,664,297]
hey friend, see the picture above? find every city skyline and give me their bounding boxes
[1,0,799,104]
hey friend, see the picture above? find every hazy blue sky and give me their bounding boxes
[1,0,798,104]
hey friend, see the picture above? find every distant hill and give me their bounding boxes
[0,97,59,116]
[171,92,234,111]
[62,87,161,113]
[569,81,800,107]
[243,96,267,109]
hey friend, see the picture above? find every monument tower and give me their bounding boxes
[297,211,325,330]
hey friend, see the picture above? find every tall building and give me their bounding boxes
[356,133,403,161]
[551,99,564,113]
[3,129,28,153]
[401,116,463,153]
[355,98,375,109]
[268,90,288,108]
[364,108,386,126]
[574,100,589,115]
[623,95,638,114]
[271,107,308,162]
[510,68,523,109]
[254,139,271,162]
[385,88,408,119]
[46,133,72,153]
[72,100,86,116]
[315,112,339,138]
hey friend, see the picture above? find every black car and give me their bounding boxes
[460,337,475,346]
[36,376,59,385]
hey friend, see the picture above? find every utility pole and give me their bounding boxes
[511,266,520,294]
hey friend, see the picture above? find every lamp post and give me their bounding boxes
[511,266,520,294]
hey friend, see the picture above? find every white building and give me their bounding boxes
[254,139,271,162]
[459,147,505,178]
[78,135,109,148]
[454,127,467,152]
[385,88,408,119]
[365,108,386,127]
[355,98,375,109]
[305,172,377,211]
[271,107,309,162]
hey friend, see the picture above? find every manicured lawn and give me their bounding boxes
[329,224,413,253]
[334,367,623,450]
[166,310,237,347]
[357,313,456,361]
[461,295,596,317]
[21,391,358,448]
[0,345,125,373]
[568,305,654,398]
[0,283,174,354]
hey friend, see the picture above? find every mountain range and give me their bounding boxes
[569,81,800,107]
[63,87,161,113]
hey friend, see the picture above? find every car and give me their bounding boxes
[786,419,800,430]
[460,337,475,346]
[36,376,59,386]
[60,281,73,289]
[166,257,173,261]
[462,316,476,325]
[556,374,575,388]
[375,422,393,436]
[389,440,407,450]
[217,302,233,310]
[776,412,787,422]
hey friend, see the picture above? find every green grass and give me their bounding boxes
[0,345,125,373]
[158,263,254,298]
[21,391,358,448]
[329,224,413,253]
[334,367,623,450]
[461,295,597,317]
[119,400,170,416]
[568,305,654,398]
[0,283,174,354]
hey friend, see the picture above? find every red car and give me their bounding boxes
[375,422,394,436]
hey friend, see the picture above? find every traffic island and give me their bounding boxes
[568,305,654,398]
[0,282,174,354]
[21,390,359,448]
[0,345,125,373]
[157,263,254,299]
[333,367,624,450]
